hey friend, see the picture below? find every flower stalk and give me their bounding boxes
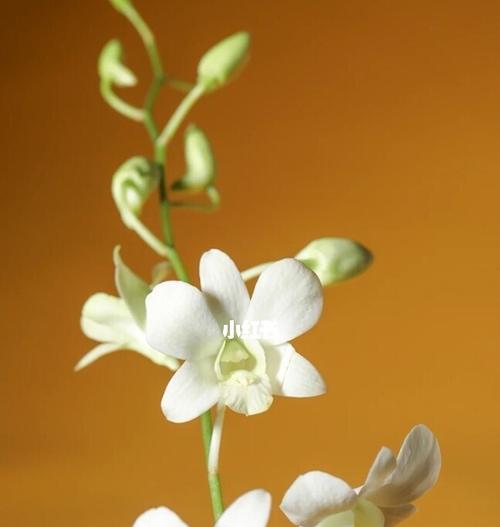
[110,1,225,520]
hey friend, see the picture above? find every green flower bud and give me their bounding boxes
[197,31,251,91]
[172,124,216,192]
[98,39,137,87]
[111,157,157,228]
[296,237,373,286]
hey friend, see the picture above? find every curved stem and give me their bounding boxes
[124,212,170,258]
[100,82,144,121]
[157,83,206,147]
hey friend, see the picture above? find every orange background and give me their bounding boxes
[1,0,499,525]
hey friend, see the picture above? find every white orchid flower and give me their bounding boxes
[76,248,179,371]
[146,249,325,423]
[133,489,271,527]
[281,425,441,527]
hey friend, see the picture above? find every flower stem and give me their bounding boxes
[202,410,225,519]
[208,403,226,476]
[100,81,144,121]
[240,261,273,281]
[121,5,225,521]
[157,83,206,147]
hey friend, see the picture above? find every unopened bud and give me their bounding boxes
[111,157,157,228]
[173,124,216,192]
[98,39,137,87]
[197,31,251,91]
[296,237,373,286]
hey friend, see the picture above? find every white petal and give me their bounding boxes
[127,336,180,370]
[199,249,250,324]
[114,246,151,329]
[316,511,355,527]
[216,489,271,527]
[74,342,122,371]
[221,374,273,416]
[353,499,384,527]
[146,281,222,360]
[265,343,326,398]
[360,425,441,507]
[245,259,323,345]
[359,447,396,496]
[132,506,188,527]
[379,504,416,527]
[161,359,219,423]
[81,293,132,343]
[281,471,358,527]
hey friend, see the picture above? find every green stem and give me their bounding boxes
[154,104,225,524]
[119,4,225,521]
[169,200,219,212]
[240,261,272,281]
[157,83,206,147]
[171,186,221,212]
[123,212,170,258]
[100,81,144,121]
[201,411,225,519]
[168,78,196,92]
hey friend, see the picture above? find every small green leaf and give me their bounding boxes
[173,124,216,192]
[296,237,373,286]
[197,31,251,91]
[113,246,151,329]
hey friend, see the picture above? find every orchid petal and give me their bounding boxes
[126,338,180,370]
[74,342,122,371]
[245,258,323,345]
[132,506,188,527]
[353,499,384,527]
[221,374,273,416]
[146,281,222,360]
[216,489,271,527]
[379,504,416,527]
[281,471,358,527]
[114,246,150,329]
[161,359,219,423]
[360,425,441,507]
[80,293,132,343]
[199,249,250,325]
[265,343,326,397]
[361,447,396,496]
[317,511,355,527]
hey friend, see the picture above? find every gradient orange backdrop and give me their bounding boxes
[2,0,499,525]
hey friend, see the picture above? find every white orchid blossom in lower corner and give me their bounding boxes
[145,248,325,422]
[76,247,179,372]
[280,425,441,527]
[133,489,271,527]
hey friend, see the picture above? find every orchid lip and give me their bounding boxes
[215,338,258,382]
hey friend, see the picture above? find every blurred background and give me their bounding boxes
[1,0,499,525]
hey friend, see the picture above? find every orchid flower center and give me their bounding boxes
[215,339,259,384]
[317,499,384,527]
[215,339,257,384]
